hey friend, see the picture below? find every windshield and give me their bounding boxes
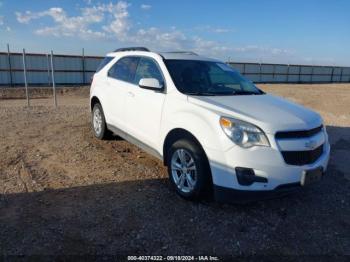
[164,60,264,96]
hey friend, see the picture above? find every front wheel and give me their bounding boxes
[167,139,212,200]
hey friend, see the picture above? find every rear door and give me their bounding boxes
[104,56,140,130]
[124,57,166,150]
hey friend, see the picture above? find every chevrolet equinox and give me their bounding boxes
[90,47,330,202]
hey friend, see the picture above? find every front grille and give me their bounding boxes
[275,125,323,139]
[281,144,324,165]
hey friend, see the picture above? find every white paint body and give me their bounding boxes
[90,50,330,193]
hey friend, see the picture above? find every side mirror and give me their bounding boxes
[139,78,163,91]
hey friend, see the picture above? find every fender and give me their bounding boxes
[159,108,233,155]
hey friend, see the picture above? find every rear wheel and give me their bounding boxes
[167,139,212,200]
[92,103,111,139]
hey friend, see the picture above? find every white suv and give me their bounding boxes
[90,47,330,202]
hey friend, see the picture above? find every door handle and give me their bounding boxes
[127,91,135,97]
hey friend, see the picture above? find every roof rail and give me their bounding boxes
[162,51,198,56]
[114,47,150,52]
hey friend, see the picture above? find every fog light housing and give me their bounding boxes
[235,167,268,186]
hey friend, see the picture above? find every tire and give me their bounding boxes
[91,103,111,140]
[166,138,212,200]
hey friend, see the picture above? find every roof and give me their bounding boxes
[159,52,219,62]
[107,47,220,62]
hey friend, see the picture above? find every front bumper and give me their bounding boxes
[213,182,302,203]
[205,140,330,202]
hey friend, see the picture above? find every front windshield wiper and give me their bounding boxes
[186,92,217,96]
[185,90,264,96]
[232,90,264,95]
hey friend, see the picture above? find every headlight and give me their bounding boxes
[220,117,270,148]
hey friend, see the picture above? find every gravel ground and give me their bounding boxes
[0,84,349,257]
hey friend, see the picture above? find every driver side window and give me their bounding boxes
[134,57,164,86]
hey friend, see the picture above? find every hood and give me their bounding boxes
[188,94,322,134]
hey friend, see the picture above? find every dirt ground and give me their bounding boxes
[0,84,349,257]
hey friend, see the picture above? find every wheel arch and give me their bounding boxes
[90,96,101,111]
[163,128,208,167]
[163,128,214,194]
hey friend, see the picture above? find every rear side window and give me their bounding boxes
[108,57,140,83]
[96,57,113,73]
[134,57,164,85]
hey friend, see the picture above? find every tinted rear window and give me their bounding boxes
[108,57,140,83]
[96,57,113,73]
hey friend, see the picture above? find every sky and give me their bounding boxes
[0,0,349,66]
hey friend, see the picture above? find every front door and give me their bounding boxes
[124,57,166,150]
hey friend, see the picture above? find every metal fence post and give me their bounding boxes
[7,44,13,87]
[298,66,301,83]
[82,48,85,85]
[46,53,51,86]
[286,64,290,83]
[310,66,314,83]
[340,67,343,83]
[259,63,262,83]
[50,51,57,108]
[22,49,30,107]
[330,67,334,83]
